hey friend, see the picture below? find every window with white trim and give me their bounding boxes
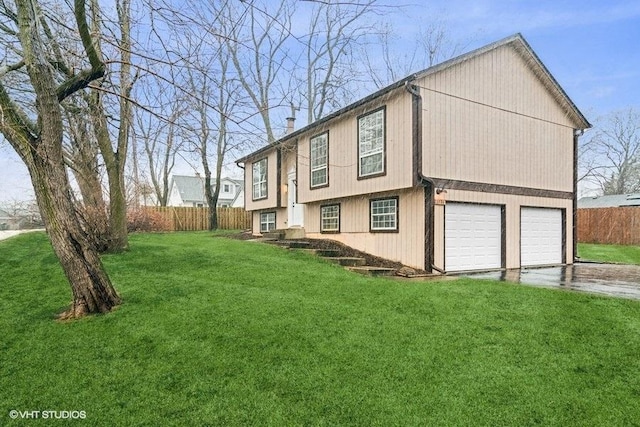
[358,108,385,177]
[320,204,340,233]
[310,132,328,188]
[260,212,276,233]
[252,158,267,200]
[370,198,398,231]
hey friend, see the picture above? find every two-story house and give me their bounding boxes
[236,34,590,273]
[167,175,244,208]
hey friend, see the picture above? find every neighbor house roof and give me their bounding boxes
[171,175,242,203]
[578,194,640,208]
[236,33,591,165]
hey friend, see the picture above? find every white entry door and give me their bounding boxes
[521,207,563,266]
[288,171,304,227]
[445,203,502,272]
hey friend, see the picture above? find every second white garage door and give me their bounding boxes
[445,203,502,272]
[521,207,563,266]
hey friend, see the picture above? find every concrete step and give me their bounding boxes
[314,249,341,257]
[282,227,306,240]
[347,266,398,276]
[325,257,366,267]
[247,237,278,243]
[287,241,311,249]
[263,231,285,240]
[294,248,343,257]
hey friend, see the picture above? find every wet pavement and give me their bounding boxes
[464,263,640,300]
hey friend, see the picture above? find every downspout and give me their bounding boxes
[235,161,246,210]
[405,81,445,274]
[573,129,584,262]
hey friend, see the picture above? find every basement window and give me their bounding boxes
[320,204,340,233]
[370,197,398,232]
[260,211,276,233]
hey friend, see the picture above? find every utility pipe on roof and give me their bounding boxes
[405,81,445,275]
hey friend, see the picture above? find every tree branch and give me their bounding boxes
[56,0,105,102]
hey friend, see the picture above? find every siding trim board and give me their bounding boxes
[276,149,282,208]
[431,178,573,200]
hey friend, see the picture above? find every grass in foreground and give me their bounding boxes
[1,232,639,426]
[578,242,640,265]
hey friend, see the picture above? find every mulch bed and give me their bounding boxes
[225,230,427,274]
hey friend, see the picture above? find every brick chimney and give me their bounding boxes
[286,103,300,135]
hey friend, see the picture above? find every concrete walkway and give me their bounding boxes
[465,263,640,300]
[0,229,44,241]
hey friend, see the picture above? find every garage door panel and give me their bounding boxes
[445,203,502,272]
[521,207,562,266]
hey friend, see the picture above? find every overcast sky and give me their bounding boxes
[1,0,638,203]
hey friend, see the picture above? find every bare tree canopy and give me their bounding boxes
[579,108,640,195]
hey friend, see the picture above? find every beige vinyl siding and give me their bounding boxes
[297,89,414,204]
[432,190,573,271]
[420,44,574,192]
[305,188,425,269]
[244,150,279,211]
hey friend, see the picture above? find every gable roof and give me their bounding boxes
[236,33,590,165]
[578,193,640,208]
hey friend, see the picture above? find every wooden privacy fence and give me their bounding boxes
[144,207,251,231]
[577,207,640,245]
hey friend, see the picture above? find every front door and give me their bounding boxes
[288,171,304,227]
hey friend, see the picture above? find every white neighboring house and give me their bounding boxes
[0,206,43,230]
[167,175,244,208]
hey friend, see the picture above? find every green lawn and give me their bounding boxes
[2,232,639,426]
[578,242,640,265]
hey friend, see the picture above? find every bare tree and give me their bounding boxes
[583,108,640,195]
[0,0,120,318]
[180,19,242,229]
[363,19,469,89]
[87,0,135,252]
[136,95,183,207]
[301,0,377,122]
[226,0,295,143]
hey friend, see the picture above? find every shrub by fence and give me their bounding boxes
[577,207,640,245]
[139,207,252,232]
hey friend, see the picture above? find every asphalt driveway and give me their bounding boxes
[465,263,640,300]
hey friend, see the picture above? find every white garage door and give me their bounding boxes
[445,203,502,272]
[521,207,563,266]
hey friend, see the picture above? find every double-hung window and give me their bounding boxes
[358,108,385,178]
[252,158,267,200]
[370,197,398,232]
[320,204,340,233]
[310,132,329,188]
[260,212,276,233]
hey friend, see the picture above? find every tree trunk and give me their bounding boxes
[30,151,121,318]
[4,0,122,318]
